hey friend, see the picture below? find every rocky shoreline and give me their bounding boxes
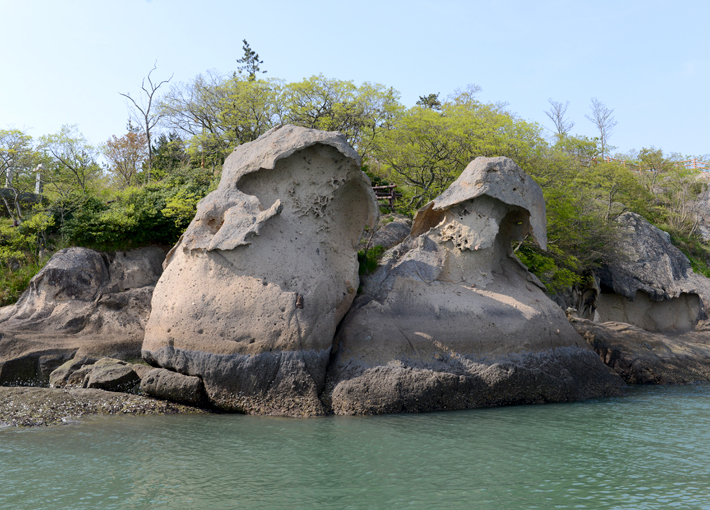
[3,126,710,423]
[0,386,207,427]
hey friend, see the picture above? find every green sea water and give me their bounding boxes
[2,385,710,509]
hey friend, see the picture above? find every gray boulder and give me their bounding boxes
[142,125,379,416]
[48,356,98,388]
[325,156,623,415]
[49,357,149,392]
[366,215,412,250]
[140,368,207,407]
[85,358,141,392]
[0,247,165,385]
[594,212,710,333]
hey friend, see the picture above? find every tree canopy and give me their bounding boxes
[1,60,708,303]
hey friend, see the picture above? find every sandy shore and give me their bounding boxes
[0,386,208,427]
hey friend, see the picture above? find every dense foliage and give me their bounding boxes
[1,54,708,303]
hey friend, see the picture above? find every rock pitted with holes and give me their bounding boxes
[142,125,379,416]
[324,156,623,415]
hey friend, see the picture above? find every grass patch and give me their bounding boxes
[0,257,50,307]
[358,245,386,276]
[669,232,710,278]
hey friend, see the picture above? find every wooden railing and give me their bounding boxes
[372,184,401,212]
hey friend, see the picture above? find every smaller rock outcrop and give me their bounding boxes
[140,368,208,407]
[85,358,142,392]
[49,356,147,393]
[695,173,710,243]
[594,212,710,333]
[0,247,165,386]
[366,215,412,251]
[325,157,623,415]
[48,357,98,388]
[572,317,710,384]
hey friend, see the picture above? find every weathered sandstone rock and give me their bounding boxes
[325,157,623,415]
[695,173,710,243]
[0,246,165,385]
[594,212,710,333]
[142,125,379,416]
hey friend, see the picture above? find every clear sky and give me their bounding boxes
[2,0,708,158]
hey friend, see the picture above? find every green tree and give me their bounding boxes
[236,39,266,80]
[160,73,402,164]
[281,75,402,159]
[372,89,545,209]
[583,161,648,222]
[39,125,102,197]
[0,129,40,222]
[416,93,441,110]
[152,132,189,179]
[159,72,283,167]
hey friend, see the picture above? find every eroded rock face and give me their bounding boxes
[142,125,379,416]
[594,212,710,333]
[325,157,623,415]
[572,318,710,384]
[0,247,165,386]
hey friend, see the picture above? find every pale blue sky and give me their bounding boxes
[2,0,708,158]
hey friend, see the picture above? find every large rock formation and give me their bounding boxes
[325,157,623,415]
[564,211,710,384]
[0,247,164,386]
[594,212,710,333]
[142,125,379,416]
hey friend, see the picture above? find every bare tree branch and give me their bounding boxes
[544,99,574,136]
[120,62,173,182]
[585,97,617,157]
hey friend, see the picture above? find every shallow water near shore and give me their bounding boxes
[2,385,710,509]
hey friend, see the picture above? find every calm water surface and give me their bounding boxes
[2,385,710,509]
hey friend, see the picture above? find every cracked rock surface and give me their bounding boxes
[593,212,710,333]
[572,317,710,385]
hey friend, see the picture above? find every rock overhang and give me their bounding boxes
[411,156,547,250]
[142,125,380,415]
[177,125,376,255]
